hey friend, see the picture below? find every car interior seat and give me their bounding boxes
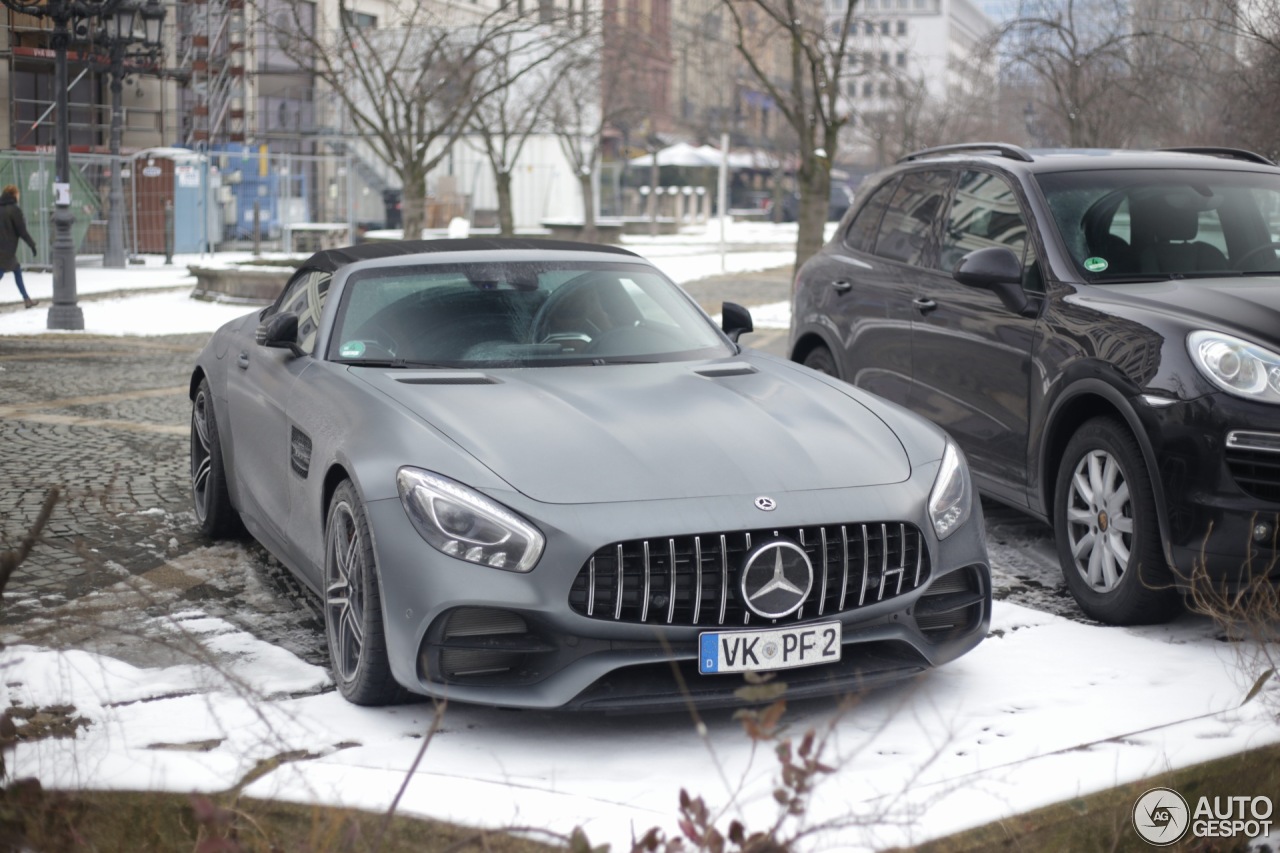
[1131,197,1228,274]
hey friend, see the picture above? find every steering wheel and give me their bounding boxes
[1231,240,1280,271]
[530,273,616,345]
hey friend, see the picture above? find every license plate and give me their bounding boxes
[698,621,842,674]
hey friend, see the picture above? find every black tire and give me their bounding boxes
[324,480,403,705]
[1053,417,1181,625]
[802,345,838,377]
[190,378,241,539]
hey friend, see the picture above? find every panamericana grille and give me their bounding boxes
[568,523,929,627]
[1227,447,1280,503]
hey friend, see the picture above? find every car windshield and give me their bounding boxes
[328,260,733,366]
[1035,168,1280,280]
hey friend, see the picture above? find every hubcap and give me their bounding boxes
[1064,450,1134,593]
[190,391,212,520]
[326,500,366,682]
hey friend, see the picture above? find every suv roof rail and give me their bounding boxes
[1161,146,1276,166]
[898,142,1034,163]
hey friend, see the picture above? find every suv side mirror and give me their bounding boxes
[256,311,304,356]
[721,301,754,343]
[953,247,1034,316]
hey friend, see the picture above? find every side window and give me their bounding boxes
[873,170,952,266]
[843,178,898,253]
[276,270,332,355]
[938,170,1028,273]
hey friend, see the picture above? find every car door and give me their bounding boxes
[817,170,952,404]
[908,169,1042,503]
[226,269,327,547]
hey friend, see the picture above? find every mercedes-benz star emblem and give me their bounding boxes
[754,496,777,511]
[739,540,813,619]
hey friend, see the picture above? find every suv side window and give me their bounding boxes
[938,170,1028,272]
[276,270,333,355]
[873,170,952,266]
[843,178,898,252]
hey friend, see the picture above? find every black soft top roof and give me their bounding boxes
[300,238,639,274]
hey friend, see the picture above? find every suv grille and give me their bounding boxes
[1227,447,1280,503]
[568,522,929,627]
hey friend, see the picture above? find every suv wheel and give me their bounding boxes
[802,345,837,377]
[1053,417,1181,625]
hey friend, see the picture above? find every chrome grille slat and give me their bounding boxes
[614,543,624,621]
[818,527,829,616]
[587,556,596,617]
[570,521,929,627]
[693,536,703,625]
[719,534,728,624]
[838,525,850,611]
[667,538,677,625]
[641,540,652,623]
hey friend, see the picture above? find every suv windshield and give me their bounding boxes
[328,261,732,367]
[1035,168,1280,279]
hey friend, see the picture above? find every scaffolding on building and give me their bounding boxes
[177,0,248,145]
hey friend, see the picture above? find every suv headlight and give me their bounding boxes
[1189,331,1280,403]
[397,468,544,572]
[927,441,972,540]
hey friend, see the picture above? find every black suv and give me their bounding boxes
[790,143,1280,625]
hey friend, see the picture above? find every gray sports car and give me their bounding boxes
[189,239,991,710]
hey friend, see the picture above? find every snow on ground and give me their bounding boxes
[3,598,1276,851]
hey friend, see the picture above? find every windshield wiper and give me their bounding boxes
[343,358,458,369]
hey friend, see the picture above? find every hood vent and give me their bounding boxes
[695,362,758,379]
[394,372,498,386]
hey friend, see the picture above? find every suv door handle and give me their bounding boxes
[237,351,250,369]
[913,297,938,315]
[831,279,852,292]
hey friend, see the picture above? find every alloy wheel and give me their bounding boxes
[190,390,213,521]
[326,500,366,682]
[1064,449,1135,593]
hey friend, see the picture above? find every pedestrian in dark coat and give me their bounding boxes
[0,184,39,308]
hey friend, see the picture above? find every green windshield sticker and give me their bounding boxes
[339,341,366,358]
[1083,256,1109,273]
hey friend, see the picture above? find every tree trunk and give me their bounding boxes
[400,168,427,241]
[578,172,597,242]
[794,156,831,273]
[496,171,515,237]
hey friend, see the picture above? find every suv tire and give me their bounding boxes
[1053,417,1181,625]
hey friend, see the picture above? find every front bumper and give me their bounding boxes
[363,478,992,711]
[1140,392,1280,587]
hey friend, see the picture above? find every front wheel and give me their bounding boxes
[190,378,241,539]
[325,480,403,705]
[1053,417,1181,625]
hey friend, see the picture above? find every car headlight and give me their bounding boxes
[396,467,544,572]
[1188,330,1280,403]
[927,441,972,540]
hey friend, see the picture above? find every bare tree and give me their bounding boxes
[1214,0,1280,160]
[465,21,579,237]
[262,0,535,240]
[723,0,859,271]
[545,20,651,243]
[1000,0,1153,148]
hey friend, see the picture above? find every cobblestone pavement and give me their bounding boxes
[0,267,1070,672]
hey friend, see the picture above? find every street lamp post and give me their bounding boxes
[95,0,165,269]
[0,0,125,329]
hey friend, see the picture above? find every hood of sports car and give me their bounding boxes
[354,358,911,504]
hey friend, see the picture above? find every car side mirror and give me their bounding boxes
[953,247,1034,316]
[721,301,754,343]
[256,311,304,356]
